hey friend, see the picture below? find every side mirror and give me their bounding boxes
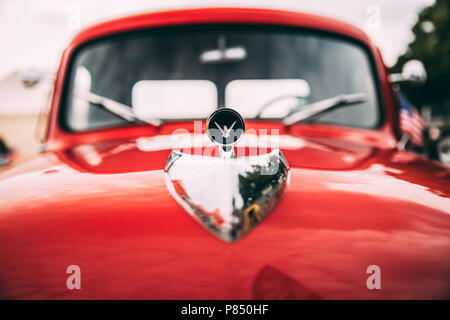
[389,60,427,85]
[437,136,450,166]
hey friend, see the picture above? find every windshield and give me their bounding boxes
[63,25,381,131]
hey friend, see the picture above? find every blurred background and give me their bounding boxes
[0,0,448,164]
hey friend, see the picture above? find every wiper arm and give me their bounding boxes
[282,93,367,126]
[74,90,162,127]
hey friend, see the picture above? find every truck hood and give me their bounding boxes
[0,134,449,299]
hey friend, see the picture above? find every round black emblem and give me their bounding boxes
[206,108,245,146]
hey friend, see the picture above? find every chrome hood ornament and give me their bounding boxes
[164,108,290,242]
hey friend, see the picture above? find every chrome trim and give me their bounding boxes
[164,149,183,172]
[164,149,290,242]
[219,146,235,159]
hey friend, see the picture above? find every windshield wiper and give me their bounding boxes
[282,93,367,126]
[74,90,162,127]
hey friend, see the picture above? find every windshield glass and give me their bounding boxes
[64,25,381,131]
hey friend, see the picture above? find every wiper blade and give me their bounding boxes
[74,90,162,127]
[282,93,367,126]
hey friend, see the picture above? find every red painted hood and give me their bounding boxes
[0,134,449,299]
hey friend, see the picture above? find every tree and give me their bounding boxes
[391,0,450,117]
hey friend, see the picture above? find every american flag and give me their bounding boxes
[397,91,424,147]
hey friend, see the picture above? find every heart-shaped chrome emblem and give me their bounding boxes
[164,148,289,242]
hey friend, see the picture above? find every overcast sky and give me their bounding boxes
[0,0,434,80]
